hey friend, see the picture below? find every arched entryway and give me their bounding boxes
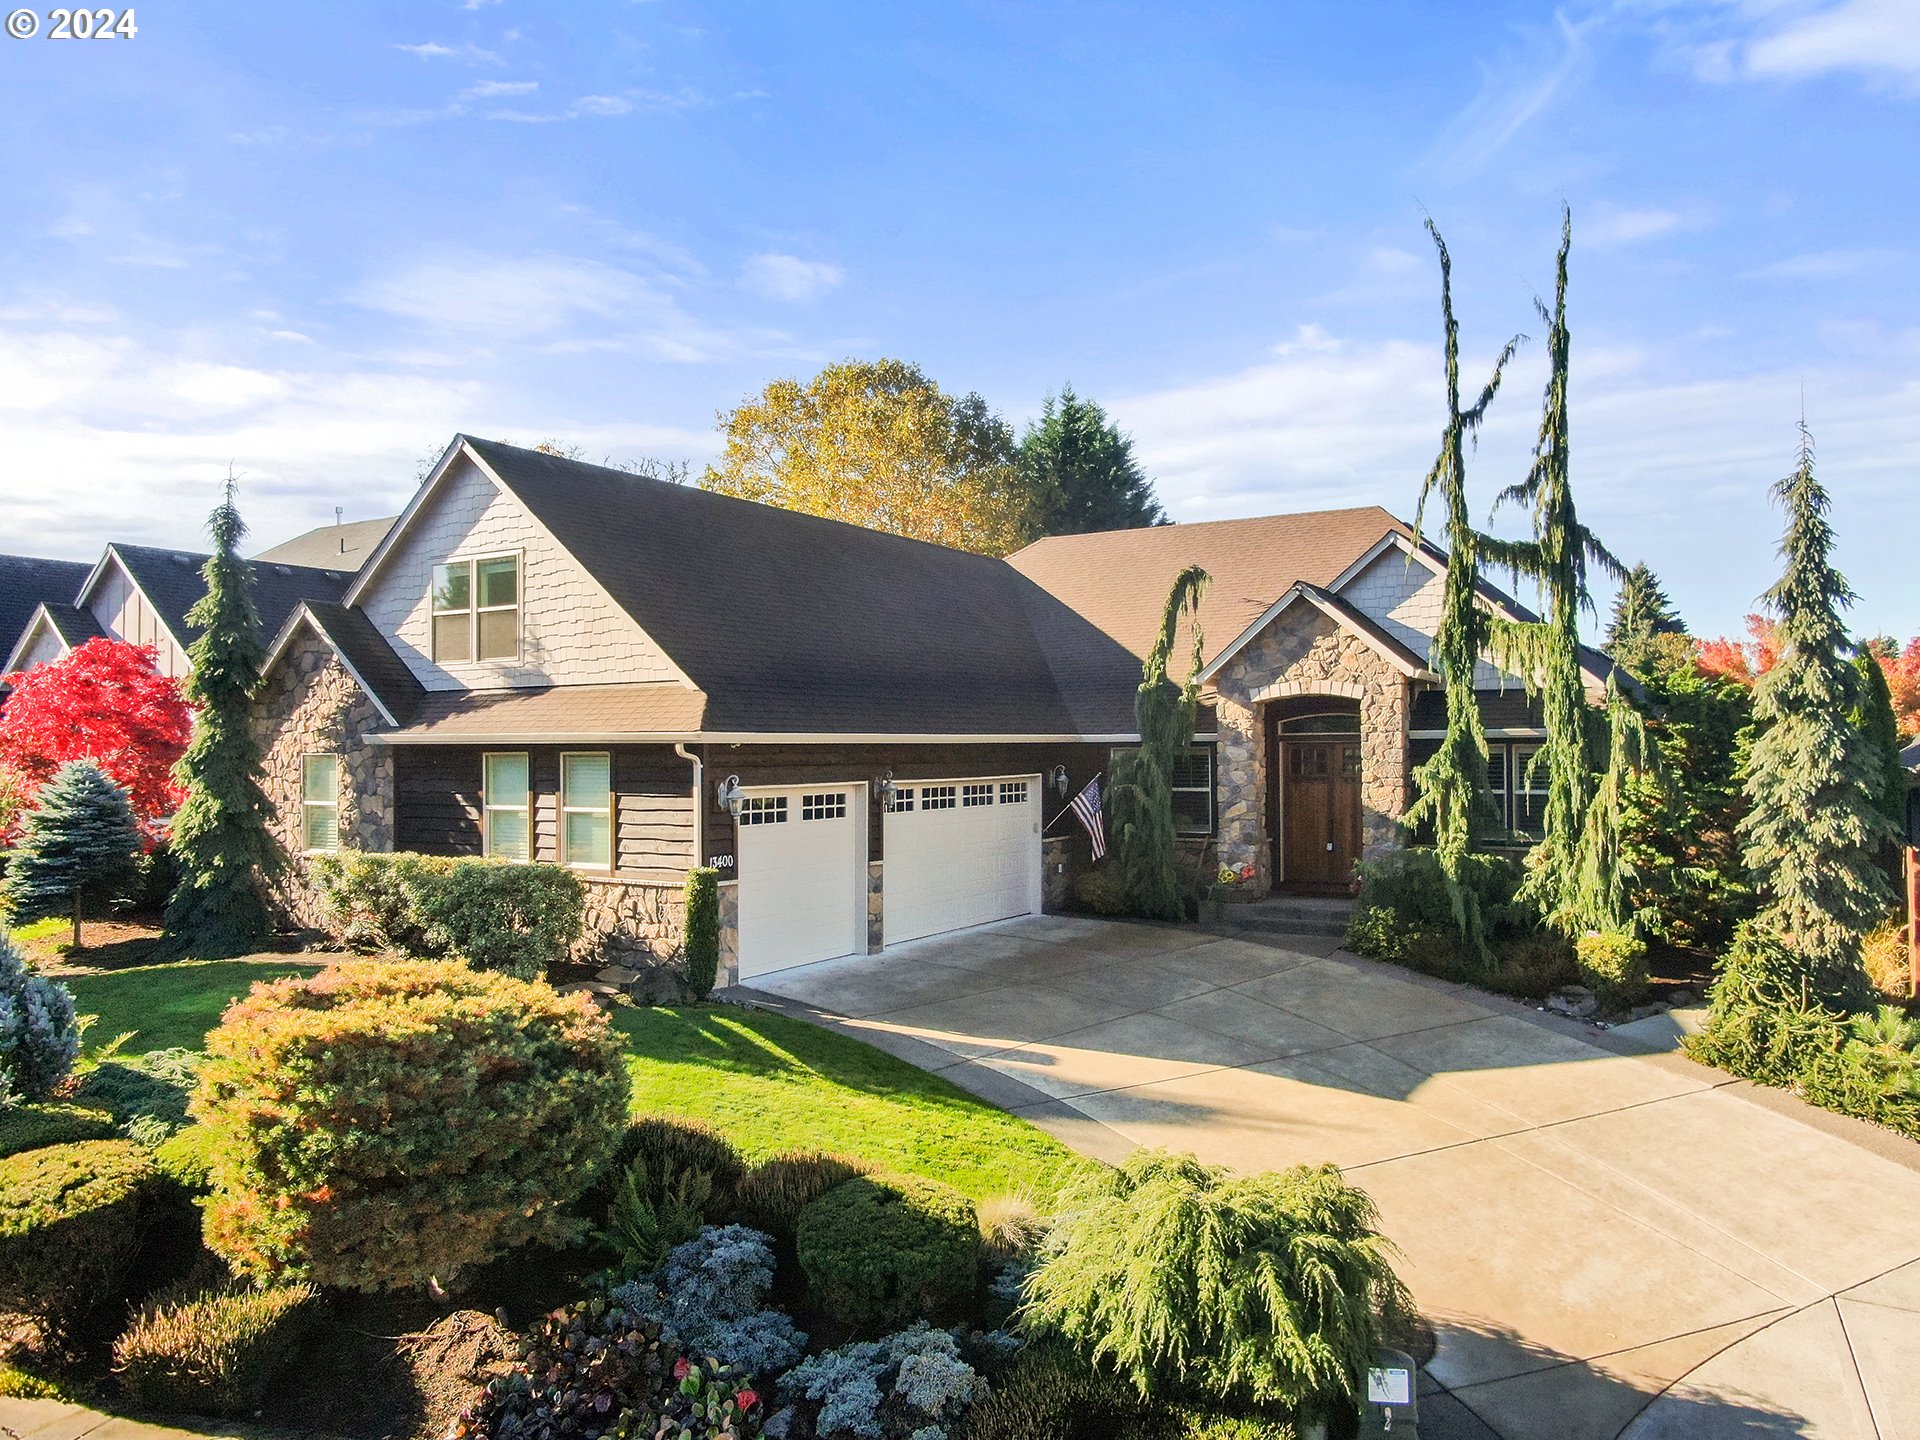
[1264,696,1363,893]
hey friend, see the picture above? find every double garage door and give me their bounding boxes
[735,773,1042,979]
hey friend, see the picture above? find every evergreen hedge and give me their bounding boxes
[0,1139,156,1336]
[684,866,720,997]
[796,1173,979,1331]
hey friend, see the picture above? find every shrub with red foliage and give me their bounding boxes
[0,638,192,840]
[1697,622,1919,741]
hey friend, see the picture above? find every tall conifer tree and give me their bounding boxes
[1015,386,1166,540]
[1405,220,1521,963]
[1738,426,1894,991]
[161,481,282,959]
[1,760,141,948]
[1606,562,1684,670]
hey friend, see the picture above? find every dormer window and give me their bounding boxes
[432,554,519,663]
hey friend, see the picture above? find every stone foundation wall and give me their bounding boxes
[578,876,686,966]
[253,626,395,929]
[1212,610,1411,890]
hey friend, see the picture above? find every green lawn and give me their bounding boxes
[64,959,321,1055]
[56,960,1097,1204]
[614,1005,1097,1203]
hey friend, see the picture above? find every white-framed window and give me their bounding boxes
[999,780,1029,805]
[432,553,520,663]
[562,752,612,868]
[1509,744,1549,841]
[301,754,340,852]
[886,787,916,813]
[1170,747,1214,837]
[801,792,847,821]
[739,795,787,826]
[962,783,994,807]
[922,785,956,811]
[483,751,531,861]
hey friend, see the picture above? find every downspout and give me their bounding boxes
[674,742,703,869]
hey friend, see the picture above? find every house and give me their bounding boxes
[0,554,95,690]
[256,516,398,572]
[2,543,353,682]
[1904,739,1920,846]
[254,434,1607,985]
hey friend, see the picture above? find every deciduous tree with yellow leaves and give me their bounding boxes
[701,358,1027,554]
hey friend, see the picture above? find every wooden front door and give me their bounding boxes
[1277,739,1362,890]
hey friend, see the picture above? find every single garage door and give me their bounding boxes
[884,775,1042,946]
[736,785,864,978]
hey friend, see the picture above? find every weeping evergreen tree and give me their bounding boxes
[160,481,282,959]
[1738,425,1895,996]
[1404,220,1521,963]
[1109,564,1210,921]
[1483,208,1644,936]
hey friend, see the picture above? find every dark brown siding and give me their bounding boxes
[394,742,695,879]
[696,741,1113,873]
[1410,687,1545,732]
[396,747,483,855]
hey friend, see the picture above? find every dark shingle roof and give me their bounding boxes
[0,554,92,661]
[40,603,106,649]
[299,602,425,727]
[460,437,1137,736]
[109,545,352,652]
[255,518,397,572]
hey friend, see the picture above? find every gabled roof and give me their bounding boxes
[255,517,397,572]
[354,437,1144,738]
[265,601,425,728]
[0,554,93,663]
[2,602,107,677]
[95,545,352,656]
[1007,507,1410,672]
[1198,583,1433,684]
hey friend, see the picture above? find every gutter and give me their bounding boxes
[674,741,703,869]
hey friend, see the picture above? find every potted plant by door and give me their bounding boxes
[1202,863,1259,922]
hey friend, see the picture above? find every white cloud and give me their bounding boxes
[1746,0,1920,84]
[741,253,845,302]
[1108,326,1919,637]
[572,94,634,116]
[395,40,501,64]
[1417,11,1594,179]
[1745,246,1902,279]
[461,79,537,100]
[1584,204,1714,245]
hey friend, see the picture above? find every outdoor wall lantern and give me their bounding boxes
[715,774,745,818]
[1049,765,1070,799]
[876,770,897,806]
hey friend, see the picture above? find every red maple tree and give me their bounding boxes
[1696,621,1919,741]
[0,638,193,841]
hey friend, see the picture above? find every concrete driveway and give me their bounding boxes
[743,914,1920,1440]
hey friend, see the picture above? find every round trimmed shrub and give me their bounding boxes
[0,1139,156,1336]
[193,958,631,1292]
[796,1173,979,1330]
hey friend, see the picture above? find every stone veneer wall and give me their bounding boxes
[1210,609,1410,889]
[579,877,685,965]
[867,862,885,953]
[717,882,740,987]
[1042,836,1072,911]
[253,626,395,928]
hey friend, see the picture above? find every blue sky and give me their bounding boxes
[0,0,1913,640]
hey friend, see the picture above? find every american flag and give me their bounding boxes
[1068,775,1106,861]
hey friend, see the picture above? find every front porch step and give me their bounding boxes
[1205,896,1354,940]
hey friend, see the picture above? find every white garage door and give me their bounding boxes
[883,775,1042,947]
[736,785,864,978]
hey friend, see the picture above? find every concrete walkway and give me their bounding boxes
[745,914,1920,1440]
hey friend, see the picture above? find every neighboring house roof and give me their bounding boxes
[255,517,397,572]
[1007,506,1410,671]
[0,554,93,664]
[99,544,353,656]
[1903,739,1920,775]
[355,437,1142,738]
